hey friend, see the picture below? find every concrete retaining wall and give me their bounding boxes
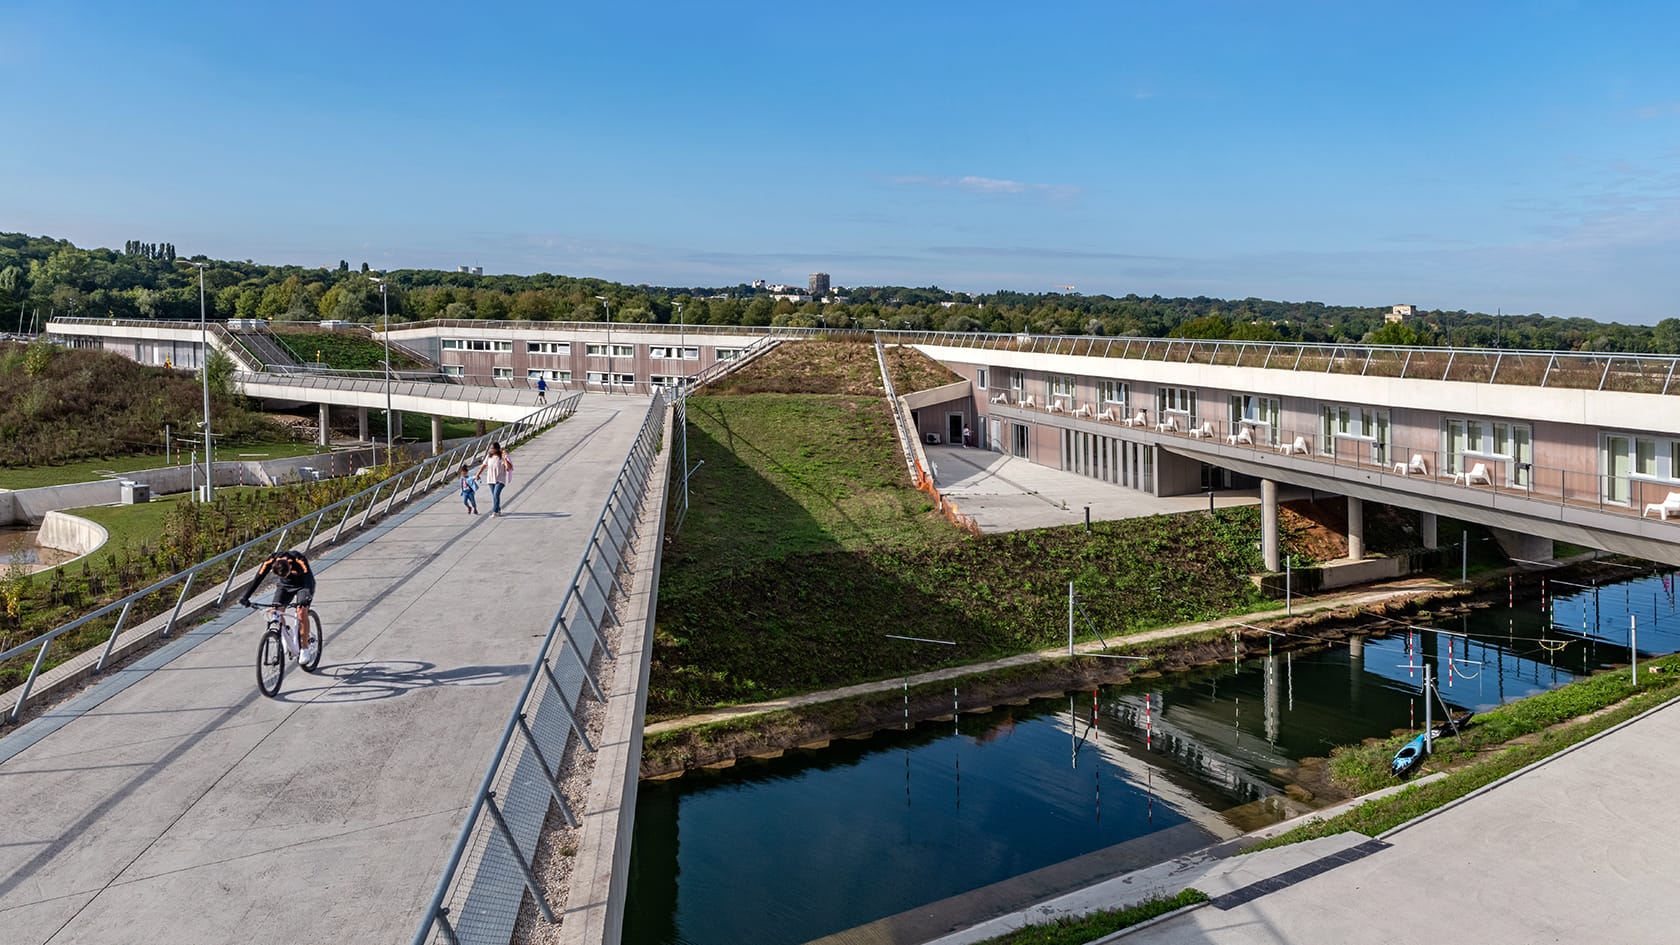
[37,511,108,561]
[0,448,387,525]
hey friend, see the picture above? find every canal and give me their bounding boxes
[624,568,1680,945]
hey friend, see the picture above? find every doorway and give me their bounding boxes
[948,413,965,446]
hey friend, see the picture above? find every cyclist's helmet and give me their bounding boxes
[271,557,294,579]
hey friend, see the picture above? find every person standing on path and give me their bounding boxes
[476,441,514,516]
[460,464,479,514]
[536,376,547,403]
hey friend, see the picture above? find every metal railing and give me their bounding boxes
[1017,401,1680,522]
[411,390,669,945]
[0,393,583,723]
[896,331,1680,395]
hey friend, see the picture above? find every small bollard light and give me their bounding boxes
[1084,504,1091,533]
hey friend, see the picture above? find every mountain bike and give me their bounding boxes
[249,599,325,697]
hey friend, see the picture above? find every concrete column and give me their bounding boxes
[1420,510,1438,550]
[476,419,487,436]
[390,410,402,442]
[431,415,443,456]
[1347,496,1365,561]
[1261,479,1280,572]
[317,403,330,446]
[356,407,369,442]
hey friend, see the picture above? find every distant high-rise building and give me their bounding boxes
[809,272,830,296]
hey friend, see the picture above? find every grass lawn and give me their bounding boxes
[652,390,1274,718]
[0,440,328,490]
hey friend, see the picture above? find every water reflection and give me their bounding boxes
[626,568,1679,945]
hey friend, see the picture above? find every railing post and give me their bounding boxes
[514,713,581,828]
[9,640,52,723]
[163,571,198,638]
[95,600,136,672]
[483,793,557,924]
[539,661,597,752]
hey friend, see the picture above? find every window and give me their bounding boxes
[650,346,699,360]
[586,343,607,357]
[442,365,463,376]
[586,371,608,385]
[1445,416,1532,484]
[527,369,571,382]
[526,341,571,355]
[612,344,634,358]
[492,367,513,379]
[1047,374,1075,402]
[1156,387,1196,422]
[1098,381,1128,406]
[976,367,989,390]
[1637,437,1658,477]
[1229,395,1279,444]
[1322,403,1389,460]
[447,338,511,352]
[1010,371,1026,396]
[717,347,742,361]
[613,372,635,386]
[651,374,684,387]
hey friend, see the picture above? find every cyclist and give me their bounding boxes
[239,549,317,663]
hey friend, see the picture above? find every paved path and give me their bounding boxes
[921,696,1680,945]
[0,395,650,945]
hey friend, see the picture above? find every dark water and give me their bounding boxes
[625,569,1680,945]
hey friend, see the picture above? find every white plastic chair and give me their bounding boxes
[1644,492,1680,520]
[1073,403,1094,418]
[1155,416,1179,433]
[1188,421,1214,439]
[1122,410,1147,427]
[1453,462,1491,485]
[1278,436,1308,455]
[1096,406,1119,422]
[1227,428,1253,445]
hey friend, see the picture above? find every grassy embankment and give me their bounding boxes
[652,340,1287,725]
[271,326,429,372]
[0,340,287,481]
[968,889,1209,945]
[1252,652,1680,850]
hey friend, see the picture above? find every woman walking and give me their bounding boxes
[476,441,515,516]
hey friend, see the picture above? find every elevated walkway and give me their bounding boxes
[0,394,655,945]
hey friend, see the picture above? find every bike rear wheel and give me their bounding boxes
[257,628,285,697]
[300,610,325,673]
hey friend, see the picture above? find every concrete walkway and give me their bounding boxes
[0,394,651,945]
[921,696,1680,945]
[925,446,1263,533]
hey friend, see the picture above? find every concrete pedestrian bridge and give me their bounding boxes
[0,393,666,945]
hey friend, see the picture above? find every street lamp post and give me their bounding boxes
[184,260,213,502]
[369,276,393,462]
[674,301,685,383]
[595,295,611,393]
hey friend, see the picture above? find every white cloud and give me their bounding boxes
[892,174,1080,201]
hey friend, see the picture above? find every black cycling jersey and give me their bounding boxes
[239,550,316,607]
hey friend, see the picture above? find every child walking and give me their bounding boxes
[460,464,479,514]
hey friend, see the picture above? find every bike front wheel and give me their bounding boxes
[257,629,285,697]
[300,610,325,673]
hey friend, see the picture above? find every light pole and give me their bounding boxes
[675,300,685,383]
[369,275,393,462]
[183,260,213,502]
[595,295,611,393]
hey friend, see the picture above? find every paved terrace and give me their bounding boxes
[0,394,653,945]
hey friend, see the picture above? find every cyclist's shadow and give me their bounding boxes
[275,659,527,704]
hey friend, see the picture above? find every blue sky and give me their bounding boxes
[4,2,1678,322]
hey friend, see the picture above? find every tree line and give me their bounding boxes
[3,231,1677,354]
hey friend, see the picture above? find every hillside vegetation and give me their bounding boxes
[0,341,283,469]
[651,344,1278,718]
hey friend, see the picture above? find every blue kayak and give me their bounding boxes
[1391,731,1429,778]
